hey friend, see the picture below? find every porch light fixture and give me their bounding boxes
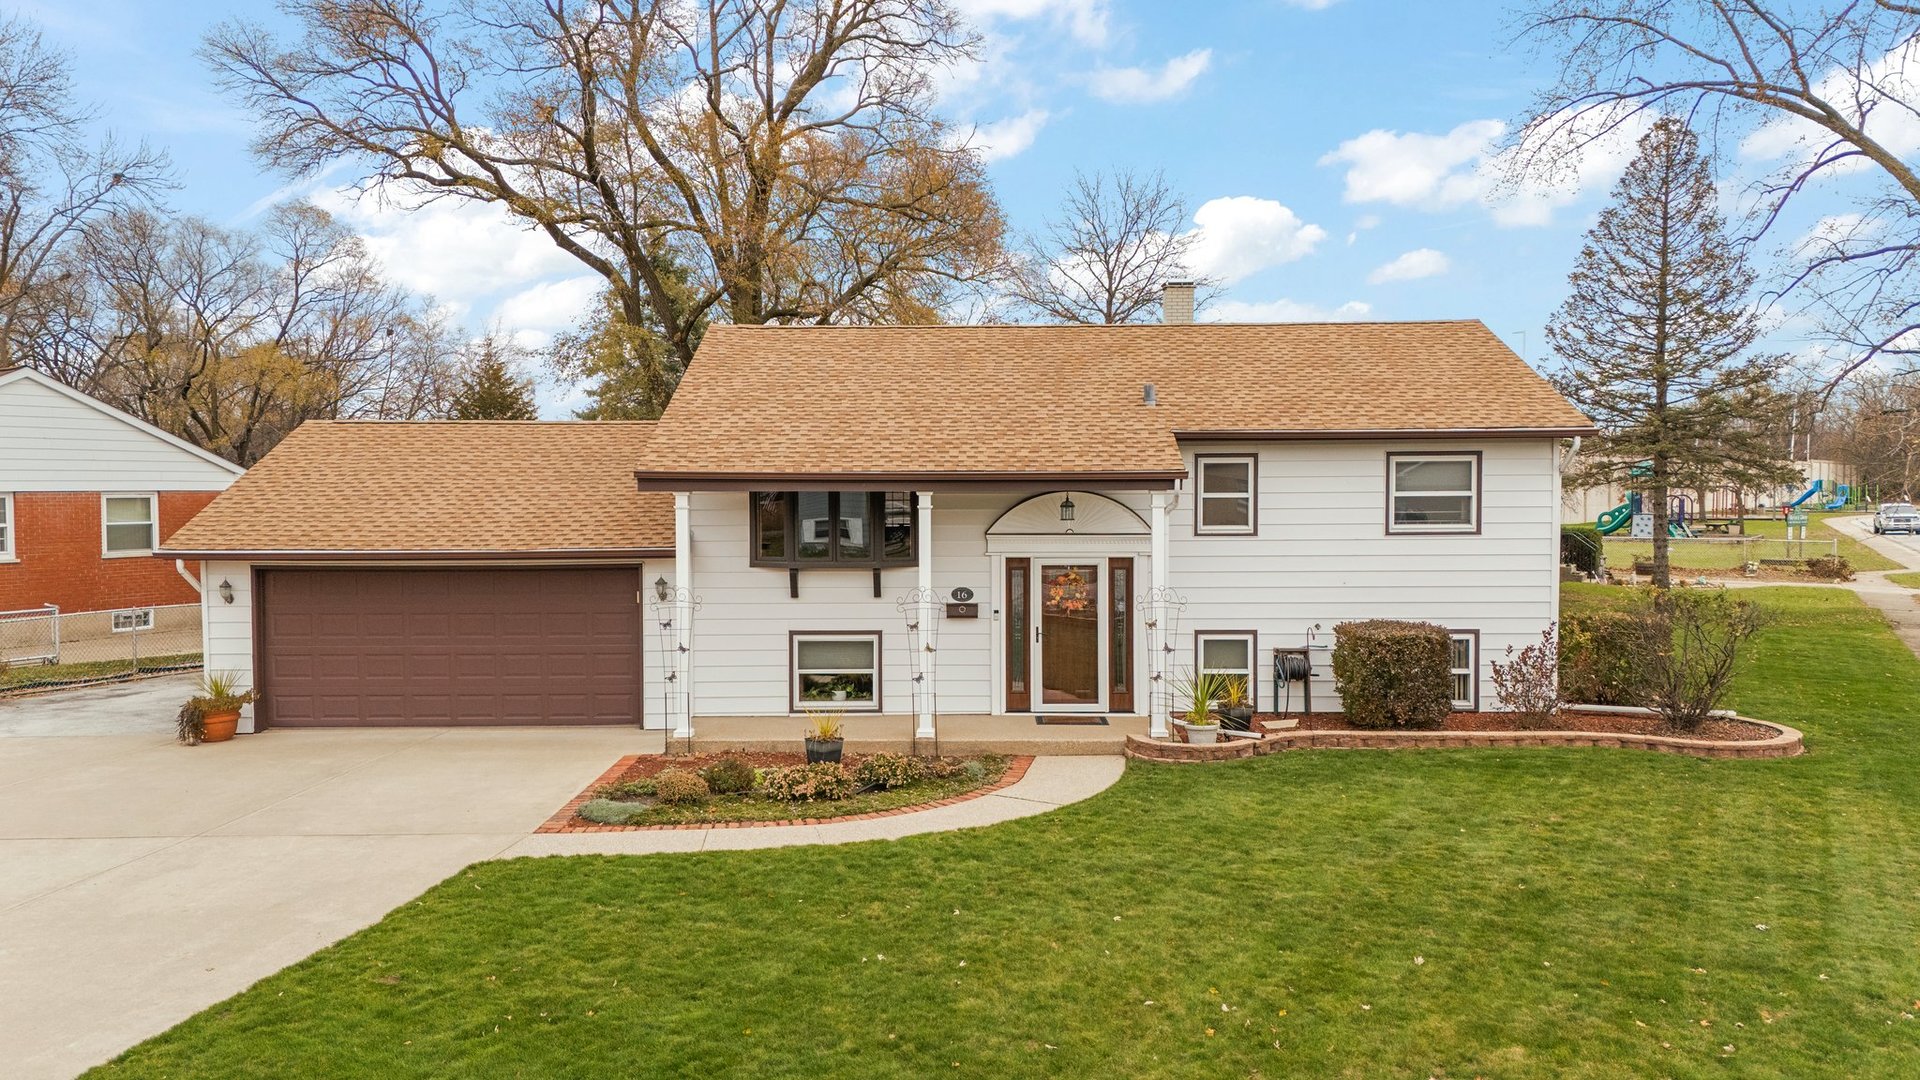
[217,579,234,605]
[1059,494,1075,522]
[653,576,672,603]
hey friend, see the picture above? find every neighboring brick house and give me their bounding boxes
[0,367,244,616]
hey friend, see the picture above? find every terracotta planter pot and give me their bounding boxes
[200,709,241,743]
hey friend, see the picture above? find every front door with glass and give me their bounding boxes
[1036,563,1103,710]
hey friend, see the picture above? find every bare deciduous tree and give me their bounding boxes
[33,205,459,464]
[1011,169,1206,325]
[0,17,168,368]
[1508,1,1920,387]
[203,0,1009,412]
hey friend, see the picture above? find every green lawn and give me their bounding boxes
[1604,512,1900,573]
[0,653,200,691]
[1888,571,1920,589]
[93,587,1920,1078]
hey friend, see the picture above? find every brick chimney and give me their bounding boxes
[1161,280,1195,325]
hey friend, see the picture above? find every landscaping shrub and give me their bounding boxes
[653,768,710,805]
[701,755,757,795]
[577,798,652,825]
[595,778,656,801]
[852,753,926,791]
[759,762,854,801]
[1806,554,1854,581]
[1560,523,1604,576]
[1640,589,1766,731]
[1489,623,1562,729]
[1559,609,1653,706]
[924,757,969,780]
[1330,620,1453,729]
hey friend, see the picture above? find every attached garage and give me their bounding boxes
[255,567,645,728]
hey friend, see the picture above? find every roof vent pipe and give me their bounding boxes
[1142,383,1157,407]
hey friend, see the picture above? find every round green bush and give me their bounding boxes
[653,767,710,805]
[701,755,757,795]
[1330,619,1453,729]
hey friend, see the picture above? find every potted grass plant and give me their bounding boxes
[1219,676,1255,730]
[176,671,256,745]
[1174,670,1227,745]
[803,710,846,763]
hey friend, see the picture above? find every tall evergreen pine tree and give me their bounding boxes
[448,340,539,421]
[1548,117,1794,588]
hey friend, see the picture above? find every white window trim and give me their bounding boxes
[112,608,156,633]
[1447,630,1478,711]
[791,632,883,713]
[0,492,13,562]
[1194,454,1257,536]
[1388,453,1480,534]
[1196,631,1257,709]
[101,492,159,558]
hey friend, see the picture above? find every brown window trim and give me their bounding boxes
[1446,628,1480,712]
[1192,453,1258,537]
[1193,629,1259,712]
[788,629,885,714]
[751,491,918,570]
[1385,450,1483,536]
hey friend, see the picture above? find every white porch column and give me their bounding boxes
[1149,489,1171,738]
[915,490,936,739]
[674,491,694,739]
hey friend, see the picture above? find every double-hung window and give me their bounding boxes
[1196,631,1257,709]
[1194,455,1256,535]
[102,494,158,556]
[753,492,916,568]
[0,493,13,561]
[1447,631,1478,711]
[1388,454,1479,533]
[791,632,882,712]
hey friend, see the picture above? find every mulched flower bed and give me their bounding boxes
[539,753,1029,832]
[1278,710,1777,743]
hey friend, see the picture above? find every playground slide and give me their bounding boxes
[1596,502,1633,535]
[1786,480,1824,508]
[1822,483,1851,511]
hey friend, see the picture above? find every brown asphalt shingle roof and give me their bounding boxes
[636,321,1593,484]
[161,421,672,557]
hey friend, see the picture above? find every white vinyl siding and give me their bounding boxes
[102,494,158,556]
[0,374,241,492]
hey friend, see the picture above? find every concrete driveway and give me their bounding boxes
[0,676,663,1079]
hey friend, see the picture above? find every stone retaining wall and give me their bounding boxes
[1125,719,1804,763]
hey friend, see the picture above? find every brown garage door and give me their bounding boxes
[257,567,642,727]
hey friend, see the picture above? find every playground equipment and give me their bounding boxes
[1786,480,1824,509]
[1821,483,1851,511]
[1593,491,1695,537]
[1596,499,1634,535]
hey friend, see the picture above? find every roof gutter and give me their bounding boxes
[632,469,1187,492]
[1173,426,1599,441]
[155,547,673,562]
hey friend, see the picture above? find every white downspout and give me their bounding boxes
[173,559,202,594]
[674,492,693,740]
[915,491,935,740]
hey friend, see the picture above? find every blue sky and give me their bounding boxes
[20,0,1879,415]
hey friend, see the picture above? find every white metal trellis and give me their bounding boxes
[1140,585,1187,737]
[649,587,702,745]
[897,586,943,747]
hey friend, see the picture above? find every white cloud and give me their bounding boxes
[1088,48,1212,104]
[1185,196,1326,284]
[950,0,1110,47]
[972,109,1051,161]
[1319,109,1652,227]
[1203,297,1373,322]
[494,276,602,341]
[1367,248,1451,284]
[311,185,583,314]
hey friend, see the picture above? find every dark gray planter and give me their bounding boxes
[805,737,844,764]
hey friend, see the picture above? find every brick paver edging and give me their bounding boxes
[536,755,1037,833]
[1124,717,1803,764]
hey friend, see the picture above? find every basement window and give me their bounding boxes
[112,608,156,633]
[791,633,882,712]
[1448,631,1478,711]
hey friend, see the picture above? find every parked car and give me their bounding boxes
[1873,502,1920,534]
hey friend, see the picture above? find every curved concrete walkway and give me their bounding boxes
[503,755,1126,857]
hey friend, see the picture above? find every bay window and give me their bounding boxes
[753,492,917,568]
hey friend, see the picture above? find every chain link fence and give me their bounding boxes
[0,603,202,693]
[1603,536,1840,574]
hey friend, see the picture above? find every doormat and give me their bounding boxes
[1034,716,1109,726]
